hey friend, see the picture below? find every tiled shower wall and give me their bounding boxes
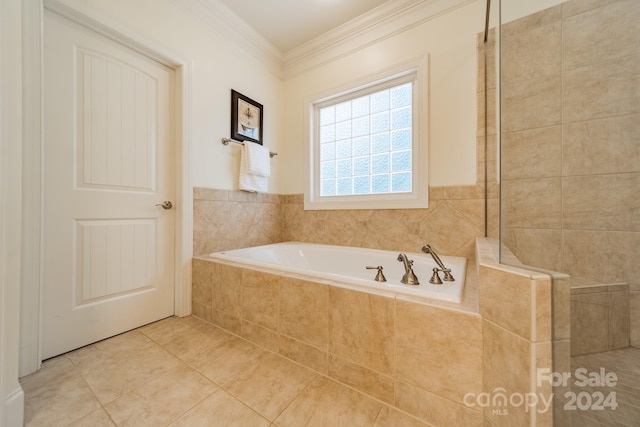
[499,0,640,346]
[570,284,630,356]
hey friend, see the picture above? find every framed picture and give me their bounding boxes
[231,90,263,145]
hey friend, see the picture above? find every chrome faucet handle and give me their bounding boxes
[441,268,455,282]
[366,266,387,282]
[429,268,443,285]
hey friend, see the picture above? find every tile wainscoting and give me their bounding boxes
[193,184,498,260]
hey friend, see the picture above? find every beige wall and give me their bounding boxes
[281,0,487,191]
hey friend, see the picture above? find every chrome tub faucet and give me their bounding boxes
[397,253,419,285]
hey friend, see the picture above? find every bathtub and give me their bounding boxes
[209,242,466,303]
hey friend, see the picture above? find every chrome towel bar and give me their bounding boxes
[221,137,277,158]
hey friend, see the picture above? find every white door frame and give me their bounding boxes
[20,0,193,376]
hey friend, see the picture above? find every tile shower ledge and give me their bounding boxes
[194,254,480,315]
[570,278,627,293]
[478,238,569,281]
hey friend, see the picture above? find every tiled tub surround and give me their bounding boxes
[193,189,282,257]
[499,0,640,345]
[570,282,630,356]
[192,256,483,427]
[193,184,498,261]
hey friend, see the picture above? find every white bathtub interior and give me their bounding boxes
[209,242,466,303]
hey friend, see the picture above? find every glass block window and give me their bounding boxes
[305,59,428,211]
[318,82,413,197]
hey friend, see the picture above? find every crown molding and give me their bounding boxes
[282,0,476,79]
[283,0,423,70]
[167,0,477,80]
[173,0,284,78]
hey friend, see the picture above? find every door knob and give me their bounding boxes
[155,201,173,210]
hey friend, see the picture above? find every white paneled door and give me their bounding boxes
[42,11,176,359]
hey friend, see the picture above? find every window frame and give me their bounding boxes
[303,56,429,210]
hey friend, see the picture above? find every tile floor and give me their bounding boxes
[570,347,640,426]
[21,316,431,427]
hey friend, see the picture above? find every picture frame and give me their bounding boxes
[231,89,263,145]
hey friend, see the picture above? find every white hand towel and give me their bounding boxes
[245,142,271,177]
[239,142,270,193]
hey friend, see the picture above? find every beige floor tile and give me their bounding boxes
[141,315,225,345]
[137,316,186,342]
[179,313,225,333]
[140,316,238,369]
[68,408,115,426]
[373,405,430,427]
[21,356,102,427]
[394,380,482,427]
[20,355,77,389]
[68,334,182,404]
[328,354,394,404]
[278,335,328,374]
[169,388,270,427]
[274,375,382,427]
[72,330,158,361]
[223,351,317,420]
[570,347,640,427]
[198,337,268,385]
[104,364,217,427]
